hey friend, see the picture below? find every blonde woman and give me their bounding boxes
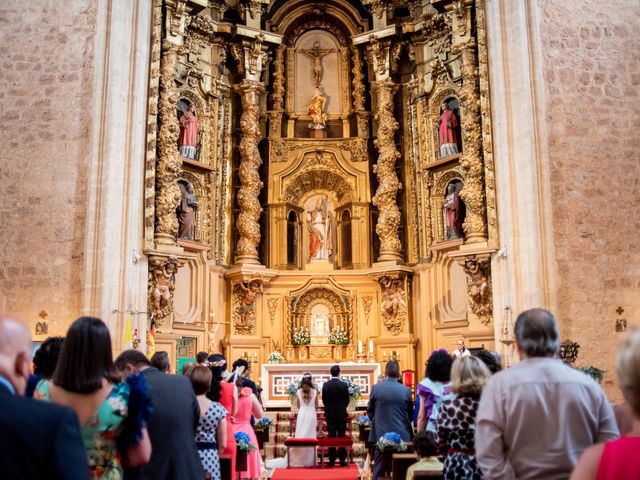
[571,330,640,479]
[436,355,491,480]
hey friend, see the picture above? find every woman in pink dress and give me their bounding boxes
[571,330,640,480]
[208,354,237,479]
[232,378,264,479]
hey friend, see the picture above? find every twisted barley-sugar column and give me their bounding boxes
[372,80,403,262]
[234,80,264,264]
[457,39,488,243]
[155,41,183,245]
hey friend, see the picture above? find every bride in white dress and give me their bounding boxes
[267,373,318,469]
[290,374,318,466]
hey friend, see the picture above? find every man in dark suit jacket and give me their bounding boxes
[0,315,88,480]
[321,364,350,467]
[368,360,413,480]
[116,350,203,480]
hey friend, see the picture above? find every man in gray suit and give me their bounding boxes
[367,360,414,480]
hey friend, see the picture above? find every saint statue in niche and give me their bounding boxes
[307,196,332,261]
[307,87,328,129]
[178,102,199,159]
[177,181,198,240]
[299,40,334,87]
[310,312,331,343]
[443,181,465,240]
[437,100,459,158]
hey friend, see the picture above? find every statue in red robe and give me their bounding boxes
[178,105,199,159]
[444,183,464,240]
[438,102,459,158]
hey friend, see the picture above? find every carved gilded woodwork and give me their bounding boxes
[232,278,264,335]
[267,296,279,326]
[234,80,264,264]
[462,255,493,324]
[476,0,498,245]
[144,0,163,248]
[378,275,408,336]
[455,39,487,243]
[361,295,373,324]
[148,255,185,327]
[271,45,285,112]
[351,46,365,112]
[372,80,403,261]
[155,41,183,245]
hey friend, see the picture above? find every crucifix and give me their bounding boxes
[299,41,335,87]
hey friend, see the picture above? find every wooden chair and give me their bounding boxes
[219,453,232,480]
[412,471,444,479]
[391,452,418,480]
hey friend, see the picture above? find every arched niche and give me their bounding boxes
[294,30,342,117]
[429,89,462,161]
[339,208,353,268]
[288,285,352,345]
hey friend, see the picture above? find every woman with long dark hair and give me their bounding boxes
[35,316,152,479]
[207,354,238,479]
[417,349,454,438]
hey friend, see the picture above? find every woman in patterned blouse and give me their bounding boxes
[436,355,491,480]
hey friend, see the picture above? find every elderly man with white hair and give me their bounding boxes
[0,314,88,479]
[475,308,619,480]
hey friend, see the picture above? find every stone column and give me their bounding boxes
[456,39,488,244]
[372,79,403,262]
[234,79,264,265]
[154,40,183,246]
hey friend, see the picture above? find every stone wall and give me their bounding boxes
[0,1,98,333]
[541,0,640,399]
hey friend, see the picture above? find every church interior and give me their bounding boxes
[1,0,639,430]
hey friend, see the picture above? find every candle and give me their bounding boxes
[358,340,363,353]
[369,340,374,353]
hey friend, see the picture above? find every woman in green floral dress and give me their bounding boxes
[35,317,152,479]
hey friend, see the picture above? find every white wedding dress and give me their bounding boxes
[266,389,318,469]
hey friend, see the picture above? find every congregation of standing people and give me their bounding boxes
[1,307,639,479]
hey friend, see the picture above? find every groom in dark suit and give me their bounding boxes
[368,361,413,480]
[322,364,350,467]
[0,315,88,479]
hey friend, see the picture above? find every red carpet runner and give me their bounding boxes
[270,464,360,480]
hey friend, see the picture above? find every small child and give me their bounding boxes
[406,432,444,480]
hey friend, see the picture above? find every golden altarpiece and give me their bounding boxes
[144,0,501,374]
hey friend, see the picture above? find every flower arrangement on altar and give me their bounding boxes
[253,417,273,431]
[346,379,361,406]
[328,325,349,345]
[355,415,370,427]
[376,432,407,452]
[292,327,310,345]
[234,431,256,451]
[268,351,284,363]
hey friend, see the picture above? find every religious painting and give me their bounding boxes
[304,195,334,262]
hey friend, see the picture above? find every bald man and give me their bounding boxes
[0,315,88,479]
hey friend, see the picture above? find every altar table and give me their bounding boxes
[261,362,381,408]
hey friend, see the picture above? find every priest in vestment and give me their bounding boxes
[438,102,459,158]
[178,105,199,159]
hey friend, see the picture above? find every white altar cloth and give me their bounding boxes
[260,362,381,408]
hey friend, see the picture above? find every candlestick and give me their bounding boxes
[369,339,374,353]
[358,340,363,353]
[383,352,387,362]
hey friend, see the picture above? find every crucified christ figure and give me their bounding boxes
[299,41,335,87]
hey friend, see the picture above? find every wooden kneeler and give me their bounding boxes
[283,437,319,468]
